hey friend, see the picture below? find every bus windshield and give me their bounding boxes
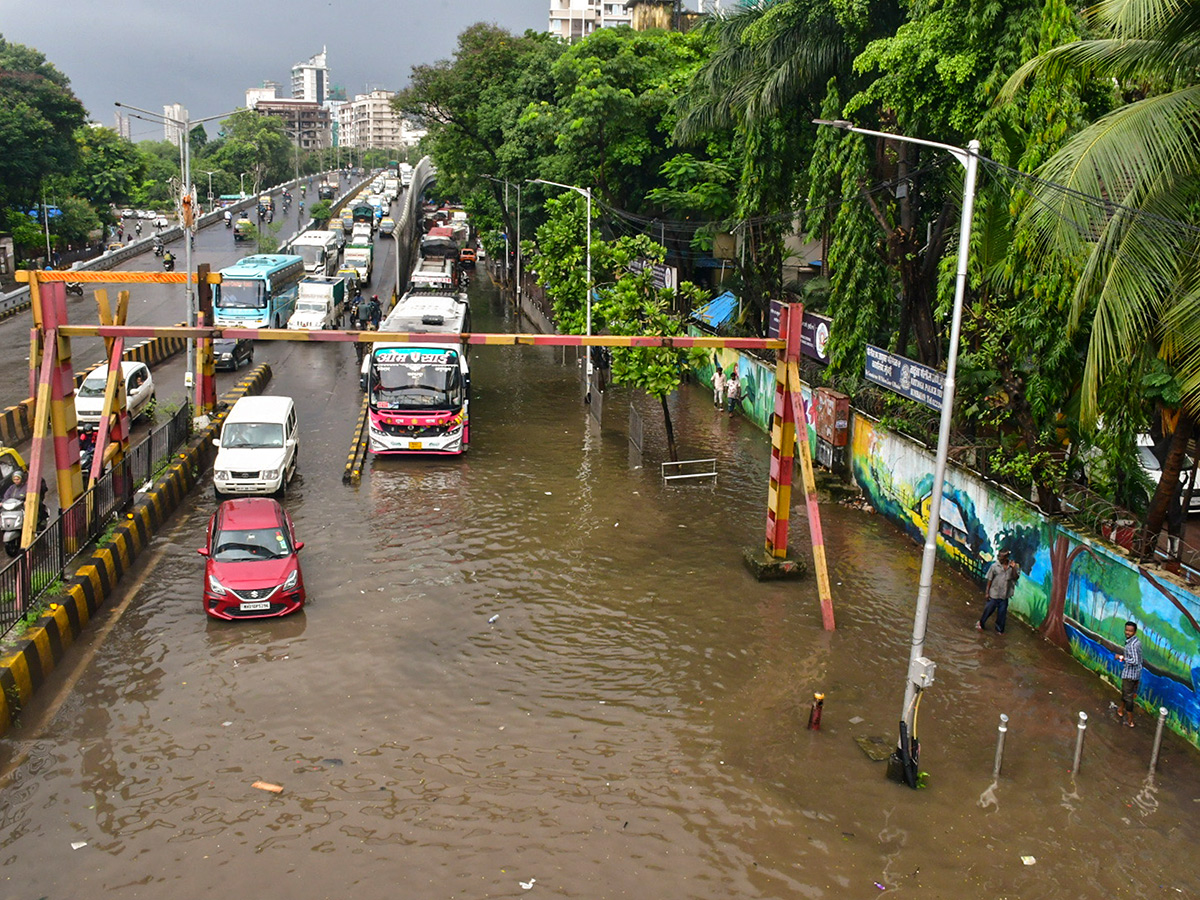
[218,279,266,309]
[370,349,462,410]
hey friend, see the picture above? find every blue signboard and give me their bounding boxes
[864,344,945,411]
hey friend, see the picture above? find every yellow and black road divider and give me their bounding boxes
[343,396,369,485]
[0,363,272,735]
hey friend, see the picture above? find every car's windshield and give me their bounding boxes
[370,349,462,410]
[296,300,327,313]
[221,422,284,449]
[211,526,292,562]
[217,279,266,309]
[78,375,111,398]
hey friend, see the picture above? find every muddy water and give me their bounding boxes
[0,277,1197,898]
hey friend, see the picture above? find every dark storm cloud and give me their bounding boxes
[4,0,549,136]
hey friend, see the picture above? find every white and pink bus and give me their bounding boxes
[364,290,471,455]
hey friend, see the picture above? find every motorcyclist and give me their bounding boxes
[163,250,175,271]
[153,235,164,256]
[135,222,142,237]
[224,209,233,228]
[3,470,27,502]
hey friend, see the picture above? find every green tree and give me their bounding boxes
[67,125,146,212]
[394,24,564,246]
[1002,0,1200,554]
[209,109,290,195]
[596,236,707,461]
[0,34,87,213]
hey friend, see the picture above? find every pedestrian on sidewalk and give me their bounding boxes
[726,369,741,415]
[1115,621,1143,727]
[712,362,726,408]
[978,549,1019,632]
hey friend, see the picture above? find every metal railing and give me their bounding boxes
[0,403,191,638]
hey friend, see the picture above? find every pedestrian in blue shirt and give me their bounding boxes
[1115,621,1143,727]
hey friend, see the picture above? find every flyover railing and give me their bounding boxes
[0,402,191,639]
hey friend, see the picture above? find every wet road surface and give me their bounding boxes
[0,276,1198,898]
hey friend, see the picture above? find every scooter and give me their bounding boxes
[153,240,165,257]
[163,255,175,272]
[65,281,83,295]
[0,495,47,557]
[225,216,233,229]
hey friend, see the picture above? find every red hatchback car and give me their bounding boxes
[199,498,306,620]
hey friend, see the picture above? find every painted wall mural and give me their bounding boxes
[851,414,1200,748]
[694,340,816,450]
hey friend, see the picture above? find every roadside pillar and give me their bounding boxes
[744,302,806,581]
[33,276,84,511]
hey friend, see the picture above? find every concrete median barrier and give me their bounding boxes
[0,362,273,734]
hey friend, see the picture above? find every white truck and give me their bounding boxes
[344,242,374,286]
[288,276,347,330]
[290,229,341,277]
[399,162,414,187]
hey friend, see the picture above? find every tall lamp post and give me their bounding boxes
[814,118,981,780]
[201,170,219,212]
[483,175,521,299]
[529,178,591,385]
[239,172,248,199]
[116,102,238,400]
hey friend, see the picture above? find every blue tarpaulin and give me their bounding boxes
[691,290,738,328]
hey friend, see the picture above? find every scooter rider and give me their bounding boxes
[224,209,233,228]
[163,250,175,271]
[153,235,164,256]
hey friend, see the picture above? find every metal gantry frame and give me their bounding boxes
[13,269,833,628]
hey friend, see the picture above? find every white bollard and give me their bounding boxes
[1149,707,1169,775]
[1071,711,1088,775]
[992,713,1009,779]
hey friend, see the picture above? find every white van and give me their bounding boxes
[212,395,299,497]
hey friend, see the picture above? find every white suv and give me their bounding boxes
[213,396,299,497]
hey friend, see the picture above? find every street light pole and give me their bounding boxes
[239,172,247,198]
[814,119,981,774]
[116,102,238,401]
[202,170,218,212]
[530,178,592,385]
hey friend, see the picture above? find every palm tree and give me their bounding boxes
[1003,0,1200,557]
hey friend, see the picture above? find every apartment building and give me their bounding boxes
[547,0,631,40]
[337,91,425,150]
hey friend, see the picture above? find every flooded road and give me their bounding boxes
[0,276,1198,898]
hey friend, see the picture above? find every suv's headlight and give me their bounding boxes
[215,470,230,480]
[283,570,298,591]
[262,469,279,480]
[208,573,227,596]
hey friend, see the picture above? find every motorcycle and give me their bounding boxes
[65,281,83,296]
[153,240,165,257]
[225,216,233,229]
[163,255,175,272]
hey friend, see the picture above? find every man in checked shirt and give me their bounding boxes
[1115,621,1143,728]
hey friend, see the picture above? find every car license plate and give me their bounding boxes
[240,601,271,612]
[408,441,422,450]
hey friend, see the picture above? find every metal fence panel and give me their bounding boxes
[0,404,192,638]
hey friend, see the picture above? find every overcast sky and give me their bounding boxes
[4,0,550,139]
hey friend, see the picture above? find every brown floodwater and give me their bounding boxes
[0,276,1197,899]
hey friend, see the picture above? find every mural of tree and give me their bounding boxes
[1041,534,1100,649]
